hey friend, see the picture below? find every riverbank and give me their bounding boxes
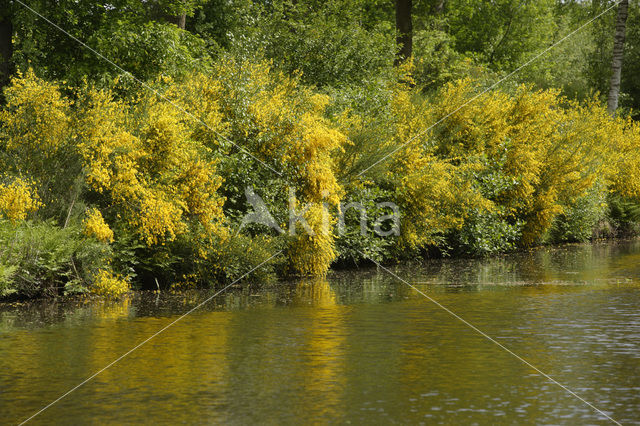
[3,237,639,304]
[3,67,640,300]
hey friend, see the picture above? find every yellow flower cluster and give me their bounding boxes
[209,59,345,274]
[0,70,75,213]
[92,270,129,298]
[0,69,70,156]
[76,86,226,248]
[83,208,114,243]
[241,64,345,204]
[0,179,41,223]
[339,67,640,249]
[5,62,640,283]
[288,204,336,276]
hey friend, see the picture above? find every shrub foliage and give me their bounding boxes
[2,61,640,297]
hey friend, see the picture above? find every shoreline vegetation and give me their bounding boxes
[3,1,640,300]
[2,237,638,305]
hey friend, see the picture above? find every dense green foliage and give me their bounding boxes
[0,220,111,298]
[2,0,640,298]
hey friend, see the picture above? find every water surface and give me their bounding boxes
[2,241,640,424]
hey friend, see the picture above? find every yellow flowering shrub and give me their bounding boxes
[244,68,344,273]
[0,70,77,215]
[83,208,114,243]
[0,69,70,157]
[607,117,640,199]
[205,58,345,275]
[516,97,613,244]
[339,73,491,250]
[288,204,336,276]
[0,178,41,223]
[212,59,345,203]
[416,80,621,246]
[92,270,129,298]
[76,86,227,247]
[5,60,640,291]
[337,69,640,253]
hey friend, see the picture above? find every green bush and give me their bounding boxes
[548,185,608,243]
[606,193,640,237]
[334,185,396,265]
[412,26,493,92]
[0,264,17,297]
[0,220,111,298]
[449,210,523,256]
[77,21,212,88]
[208,234,284,285]
[229,0,395,88]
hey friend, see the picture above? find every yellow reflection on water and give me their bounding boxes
[295,278,346,419]
[83,303,232,422]
[294,277,338,307]
[4,240,640,423]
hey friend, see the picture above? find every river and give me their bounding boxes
[2,240,640,424]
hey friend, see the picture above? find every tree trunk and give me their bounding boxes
[0,11,13,96]
[607,0,629,114]
[434,0,445,14]
[395,0,412,65]
[175,13,186,30]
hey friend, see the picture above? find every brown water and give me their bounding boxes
[2,241,640,425]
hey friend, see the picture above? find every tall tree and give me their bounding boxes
[150,1,205,29]
[0,7,13,95]
[607,0,629,114]
[395,0,412,64]
[446,0,555,71]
